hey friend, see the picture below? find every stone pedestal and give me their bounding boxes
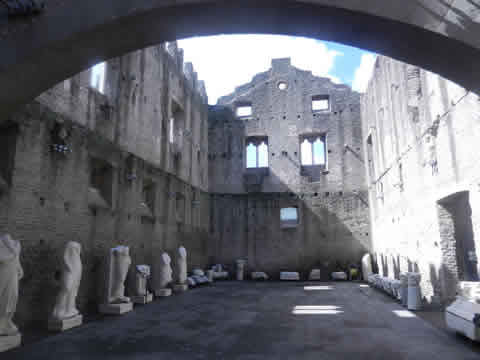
[131,294,153,304]
[0,333,21,352]
[155,288,172,297]
[173,284,188,293]
[280,272,300,281]
[48,314,83,332]
[99,302,133,315]
[407,273,422,310]
[236,259,246,281]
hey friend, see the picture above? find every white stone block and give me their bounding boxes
[280,272,300,281]
[446,298,480,341]
[48,314,83,332]
[130,294,153,304]
[99,302,133,315]
[251,272,269,280]
[155,288,172,297]
[331,272,347,280]
[0,333,21,352]
[173,284,188,293]
[308,269,321,281]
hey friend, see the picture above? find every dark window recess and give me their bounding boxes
[90,157,114,206]
[142,179,156,214]
[0,125,18,189]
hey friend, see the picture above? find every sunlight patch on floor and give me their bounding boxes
[304,285,334,291]
[292,305,343,315]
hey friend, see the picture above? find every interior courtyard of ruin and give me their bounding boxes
[1,1,480,359]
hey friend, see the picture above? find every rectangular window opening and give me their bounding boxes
[142,179,156,213]
[89,157,114,207]
[90,62,106,94]
[312,95,330,112]
[281,207,299,228]
[236,102,252,118]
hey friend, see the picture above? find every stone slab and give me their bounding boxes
[131,294,153,304]
[331,272,348,280]
[99,302,133,315]
[173,284,188,293]
[0,333,21,352]
[446,311,480,341]
[48,314,83,332]
[308,269,321,280]
[280,272,300,281]
[155,288,172,297]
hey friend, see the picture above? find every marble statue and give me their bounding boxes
[99,246,133,314]
[0,234,23,352]
[153,252,172,297]
[173,246,188,292]
[236,259,246,281]
[49,241,83,331]
[129,265,153,304]
[361,254,373,281]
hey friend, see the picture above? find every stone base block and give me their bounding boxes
[173,284,189,293]
[99,302,133,315]
[0,333,21,352]
[131,294,153,304]
[280,272,300,281]
[48,314,83,332]
[155,288,172,297]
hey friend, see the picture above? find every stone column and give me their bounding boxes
[236,259,246,281]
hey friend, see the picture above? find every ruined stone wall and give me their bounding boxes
[362,55,480,306]
[0,43,211,329]
[209,59,370,275]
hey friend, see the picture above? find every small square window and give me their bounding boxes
[281,207,298,228]
[312,95,329,112]
[91,62,106,94]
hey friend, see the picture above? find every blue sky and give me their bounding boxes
[178,35,376,104]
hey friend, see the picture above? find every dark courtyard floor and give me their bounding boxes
[4,281,480,359]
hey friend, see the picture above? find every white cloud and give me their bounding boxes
[352,53,377,93]
[178,35,342,104]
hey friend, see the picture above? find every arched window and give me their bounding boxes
[301,135,326,166]
[245,137,269,168]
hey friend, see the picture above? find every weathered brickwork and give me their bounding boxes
[0,42,211,328]
[209,59,371,277]
[362,55,480,306]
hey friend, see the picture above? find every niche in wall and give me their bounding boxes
[88,157,114,209]
[0,124,18,193]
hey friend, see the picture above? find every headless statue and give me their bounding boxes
[133,265,150,296]
[175,246,187,285]
[0,234,23,336]
[158,253,172,288]
[108,246,131,304]
[51,242,82,321]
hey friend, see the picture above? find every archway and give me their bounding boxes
[0,0,479,121]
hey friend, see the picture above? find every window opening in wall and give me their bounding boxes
[246,137,269,168]
[235,102,252,118]
[278,81,288,90]
[170,100,185,158]
[280,207,299,228]
[312,95,330,112]
[91,62,106,94]
[300,135,326,166]
[142,179,156,213]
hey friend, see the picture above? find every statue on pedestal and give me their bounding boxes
[49,241,83,331]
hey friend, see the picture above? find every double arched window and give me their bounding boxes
[300,135,326,166]
[246,137,269,168]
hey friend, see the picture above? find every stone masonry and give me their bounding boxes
[209,58,371,277]
[362,55,480,306]
[0,42,211,328]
